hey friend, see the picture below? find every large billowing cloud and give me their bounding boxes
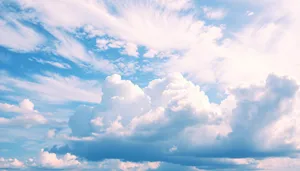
[49,73,300,170]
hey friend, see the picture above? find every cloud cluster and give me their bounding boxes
[96,38,139,57]
[0,157,24,169]
[49,73,300,170]
[0,150,81,170]
[39,149,81,169]
[0,99,47,128]
[98,159,160,171]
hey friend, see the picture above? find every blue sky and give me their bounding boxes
[1,0,300,170]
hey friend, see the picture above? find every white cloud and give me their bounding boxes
[69,73,151,137]
[11,0,300,89]
[202,7,227,20]
[0,99,47,128]
[90,117,104,127]
[96,38,110,50]
[0,71,102,104]
[115,60,139,76]
[155,0,193,11]
[0,19,44,52]
[47,129,56,139]
[161,0,300,89]
[257,157,300,171]
[51,30,115,73]
[29,57,71,69]
[96,38,139,57]
[118,161,160,171]
[18,0,216,52]
[0,157,24,169]
[57,73,300,170]
[68,72,225,141]
[143,49,158,58]
[98,159,160,171]
[121,42,139,57]
[39,149,81,168]
[246,10,254,16]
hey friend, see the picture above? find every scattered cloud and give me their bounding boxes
[0,157,25,169]
[29,57,71,69]
[246,10,254,16]
[47,129,56,139]
[96,38,139,57]
[0,19,45,52]
[0,99,47,128]
[202,7,227,20]
[39,149,81,169]
[51,30,116,73]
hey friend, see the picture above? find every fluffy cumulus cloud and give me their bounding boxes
[0,99,47,128]
[39,149,81,169]
[0,150,81,170]
[98,159,160,171]
[47,73,300,170]
[0,157,25,169]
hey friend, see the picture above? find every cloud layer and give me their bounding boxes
[47,73,300,170]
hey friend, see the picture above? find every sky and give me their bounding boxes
[0,0,300,170]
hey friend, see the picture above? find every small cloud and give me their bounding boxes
[0,99,47,128]
[0,157,25,169]
[96,38,139,57]
[169,145,177,152]
[202,7,227,20]
[246,11,254,16]
[39,149,81,168]
[144,49,158,58]
[47,129,56,139]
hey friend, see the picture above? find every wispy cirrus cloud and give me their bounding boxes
[0,70,102,104]
[0,19,45,52]
[29,57,71,69]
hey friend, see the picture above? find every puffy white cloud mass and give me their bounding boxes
[98,159,160,171]
[39,149,81,169]
[0,157,25,169]
[48,72,300,170]
[0,99,47,128]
